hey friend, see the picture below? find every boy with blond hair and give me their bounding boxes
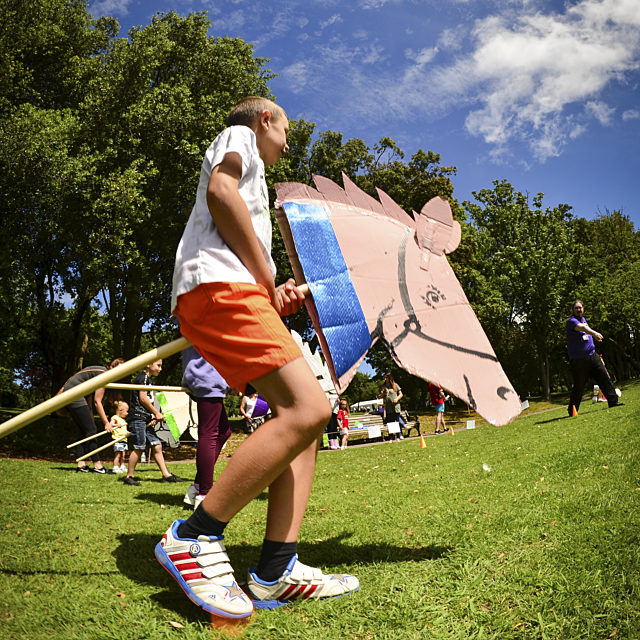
[155,97,359,619]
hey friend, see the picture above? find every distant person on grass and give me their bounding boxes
[566,300,624,416]
[124,359,185,486]
[428,382,449,434]
[378,372,405,440]
[61,357,124,474]
[337,398,350,449]
[155,97,359,621]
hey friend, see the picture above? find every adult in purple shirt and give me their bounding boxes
[566,300,623,416]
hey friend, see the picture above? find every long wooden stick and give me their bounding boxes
[0,337,191,440]
[67,429,110,449]
[76,432,130,462]
[105,383,190,392]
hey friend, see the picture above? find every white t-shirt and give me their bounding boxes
[171,126,276,312]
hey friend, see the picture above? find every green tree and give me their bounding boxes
[570,211,640,380]
[344,371,379,407]
[79,11,276,359]
[1,5,279,391]
[463,181,576,399]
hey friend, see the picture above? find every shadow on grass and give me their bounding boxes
[114,531,451,614]
[135,492,188,507]
[48,465,159,476]
[534,415,571,425]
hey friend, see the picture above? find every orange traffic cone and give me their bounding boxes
[419,434,427,448]
[449,426,455,436]
[571,405,578,417]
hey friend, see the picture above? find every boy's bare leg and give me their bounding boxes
[127,449,141,475]
[264,440,318,541]
[200,357,330,526]
[151,443,172,477]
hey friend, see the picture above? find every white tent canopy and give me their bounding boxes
[350,399,382,412]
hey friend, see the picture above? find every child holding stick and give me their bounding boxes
[156,97,359,620]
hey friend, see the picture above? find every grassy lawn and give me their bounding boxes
[1,383,639,639]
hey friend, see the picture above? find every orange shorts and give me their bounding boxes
[175,282,302,393]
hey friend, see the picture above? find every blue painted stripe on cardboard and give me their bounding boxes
[281,201,371,378]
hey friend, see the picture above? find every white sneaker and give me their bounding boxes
[183,483,199,506]
[247,555,359,609]
[155,520,253,618]
[194,494,206,510]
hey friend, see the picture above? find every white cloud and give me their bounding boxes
[362,42,386,64]
[569,123,587,139]
[281,61,311,94]
[210,9,246,34]
[585,100,615,125]
[437,27,466,51]
[444,0,640,161]
[405,46,438,67]
[230,0,640,166]
[358,0,398,8]
[89,0,132,17]
[319,14,343,30]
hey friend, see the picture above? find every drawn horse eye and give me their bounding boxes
[421,286,445,309]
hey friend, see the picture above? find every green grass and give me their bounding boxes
[1,383,639,639]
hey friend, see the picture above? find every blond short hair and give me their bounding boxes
[227,96,286,127]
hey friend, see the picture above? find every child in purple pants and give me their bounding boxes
[181,346,232,510]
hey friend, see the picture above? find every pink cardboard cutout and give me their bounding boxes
[276,174,520,427]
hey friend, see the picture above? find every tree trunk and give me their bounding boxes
[539,350,550,400]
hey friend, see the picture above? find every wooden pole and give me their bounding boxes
[0,336,191,440]
[67,429,110,449]
[105,383,190,393]
[76,432,130,462]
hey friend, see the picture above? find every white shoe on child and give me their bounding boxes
[194,494,206,510]
[155,519,253,618]
[183,483,199,506]
[247,555,359,609]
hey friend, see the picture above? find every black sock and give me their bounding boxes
[177,504,228,539]
[256,539,298,581]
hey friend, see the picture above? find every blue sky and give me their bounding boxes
[89,0,640,227]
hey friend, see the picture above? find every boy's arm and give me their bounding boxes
[138,390,164,423]
[207,154,304,316]
[207,154,278,305]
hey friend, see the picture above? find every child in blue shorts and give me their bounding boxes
[124,359,185,486]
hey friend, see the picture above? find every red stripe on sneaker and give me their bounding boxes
[182,571,203,581]
[169,552,194,561]
[177,562,200,572]
[303,584,318,598]
[280,584,299,599]
[290,585,307,599]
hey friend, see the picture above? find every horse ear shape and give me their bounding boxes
[415,197,461,255]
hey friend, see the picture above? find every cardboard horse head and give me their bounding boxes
[275,174,520,427]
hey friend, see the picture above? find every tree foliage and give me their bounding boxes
[1,1,637,407]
